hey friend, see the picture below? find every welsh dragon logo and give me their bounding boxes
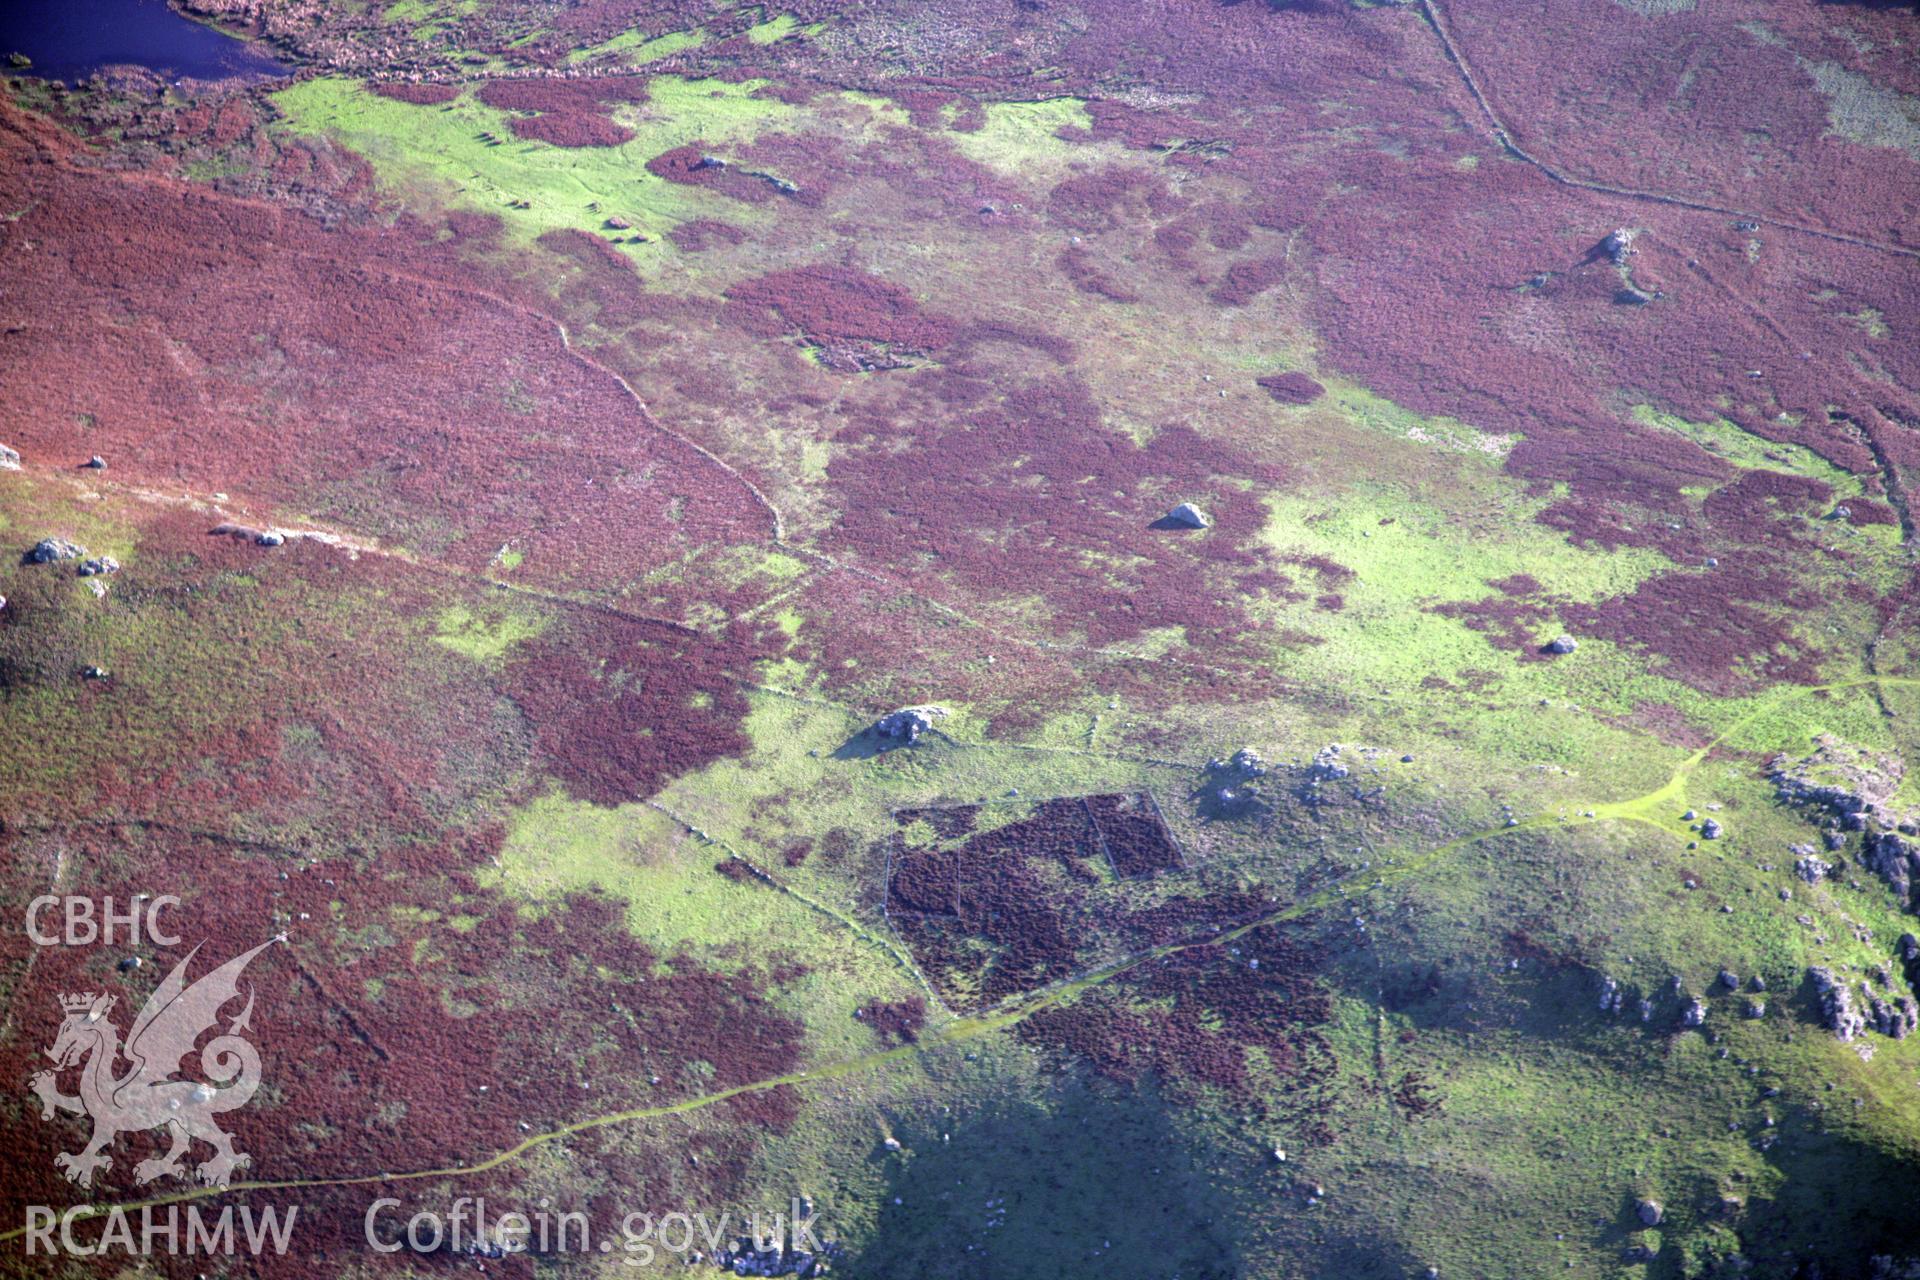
[30,937,281,1189]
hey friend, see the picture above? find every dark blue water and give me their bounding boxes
[0,0,285,83]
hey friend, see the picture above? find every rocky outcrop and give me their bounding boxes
[873,705,945,746]
[1200,747,1271,815]
[1307,745,1349,782]
[27,537,86,564]
[1864,832,1920,910]
[1859,962,1919,1039]
[1770,735,1906,828]
[1772,736,1918,910]
[1811,966,1866,1041]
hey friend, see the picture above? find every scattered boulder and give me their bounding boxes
[1307,745,1349,783]
[1745,999,1766,1019]
[210,522,290,549]
[82,455,106,470]
[1795,852,1832,883]
[1681,997,1707,1027]
[1598,975,1623,1014]
[77,556,120,578]
[1700,818,1724,840]
[604,215,632,229]
[0,442,19,469]
[1543,634,1578,655]
[1718,969,1740,990]
[27,537,86,564]
[1614,285,1657,306]
[873,705,944,746]
[1602,227,1638,264]
[1635,1198,1663,1227]
[1163,501,1211,529]
[81,665,108,680]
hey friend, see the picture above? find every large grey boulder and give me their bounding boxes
[1164,502,1211,529]
[874,705,946,746]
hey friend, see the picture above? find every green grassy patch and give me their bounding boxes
[432,600,548,662]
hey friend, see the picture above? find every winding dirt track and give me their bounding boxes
[1419,0,1920,263]
[6,34,1920,1237]
[7,670,1913,1242]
